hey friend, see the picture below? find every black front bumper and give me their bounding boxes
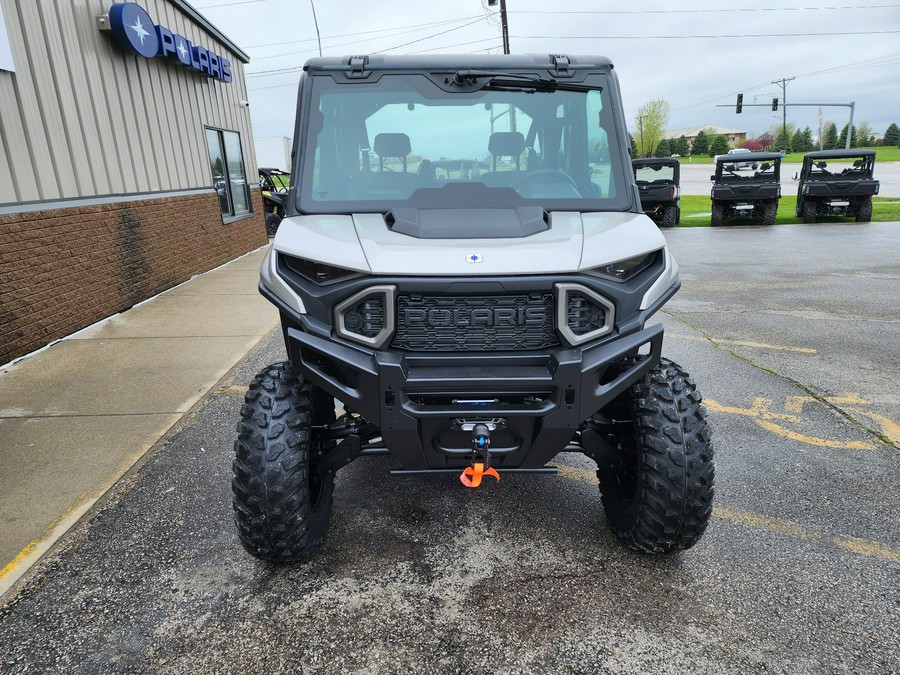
[286,323,663,470]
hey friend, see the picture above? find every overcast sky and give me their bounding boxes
[190,0,900,141]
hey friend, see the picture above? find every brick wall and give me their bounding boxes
[0,189,268,365]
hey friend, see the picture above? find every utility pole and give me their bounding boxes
[772,76,794,152]
[638,116,646,157]
[488,0,510,54]
[309,0,322,57]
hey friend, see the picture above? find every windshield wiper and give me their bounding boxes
[452,70,600,93]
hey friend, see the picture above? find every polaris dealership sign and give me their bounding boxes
[103,3,232,83]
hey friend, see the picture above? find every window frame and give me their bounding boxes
[204,126,253,223]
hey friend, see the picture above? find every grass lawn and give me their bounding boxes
[672,146,900,165]
[676,194,900,227]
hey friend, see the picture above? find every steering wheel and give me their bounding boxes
[515,169,580,193]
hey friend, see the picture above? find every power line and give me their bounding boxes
[372,17,488,54]
[193,0,269,8]
[246,15,485,50]
[514,30,900,40]
[250,16,488,62]
[510,4,900,14]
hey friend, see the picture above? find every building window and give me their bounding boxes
[205,128,251,218]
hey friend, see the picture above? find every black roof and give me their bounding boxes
[714,151,783,162]
[304,54,613,73]
[632,158,680,166]
[804,149,876,159]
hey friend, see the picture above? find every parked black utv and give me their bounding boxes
[259,167,291,235]
[633,158,680,227]
[710,152,782,226]
[793,150,879,223]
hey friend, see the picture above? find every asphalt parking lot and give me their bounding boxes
[1,224,898,674]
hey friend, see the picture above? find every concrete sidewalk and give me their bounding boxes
[0,246,277,597]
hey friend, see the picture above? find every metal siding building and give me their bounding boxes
[0,0,268,365]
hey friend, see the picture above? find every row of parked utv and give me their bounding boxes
[634,149,880,227]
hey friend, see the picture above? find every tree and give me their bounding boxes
[883,122,900,146]
[775,128,792,153]
[756,132,774,151]
[672,135,690,156]
[838,123,857,148]
[634,98,671,158]
[791,126,814,153]
[855,121,874,147]
[628,133,638,156]
[823,122,839,150]
[690,129,710,156]
[742,140,764,152]
[654,138,671,157]
[709,134,730,157]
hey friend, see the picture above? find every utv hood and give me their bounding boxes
[272,211,667,275]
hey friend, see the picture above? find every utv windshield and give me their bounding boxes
[298,73,628,214]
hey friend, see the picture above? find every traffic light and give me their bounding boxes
[772,98,779,111]
[735,94,743,114]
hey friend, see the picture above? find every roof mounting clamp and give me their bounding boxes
[550,54,571,78]
[347,55,370,78]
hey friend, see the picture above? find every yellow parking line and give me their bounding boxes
[668,333,817,353]
[553,463,898,564]
[755,419,874,450]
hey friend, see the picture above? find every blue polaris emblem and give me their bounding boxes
[107,3,232,83]
[466,253,483,263]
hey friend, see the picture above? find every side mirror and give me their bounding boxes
[751,163,758,170]
[791,171,799,181]
[816,161,827,169]
[710,174,716,181]
[759,163,771,171]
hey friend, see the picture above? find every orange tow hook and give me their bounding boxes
[459,462,500,488]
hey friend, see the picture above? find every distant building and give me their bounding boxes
[255,136,293,171]
[664,125,748,147]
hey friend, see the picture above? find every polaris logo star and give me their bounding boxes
[466,253,483,263]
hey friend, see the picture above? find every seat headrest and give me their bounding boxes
[489,131,525,157]
[374,133,411,158]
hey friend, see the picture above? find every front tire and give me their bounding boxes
[597,358,714,553]
[232,362,336,562]
[265,212,282,236]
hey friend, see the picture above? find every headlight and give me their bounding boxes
[281,255,362,285]
[589,251,659,282]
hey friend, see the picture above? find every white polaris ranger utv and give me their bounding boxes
[232,54,714,561]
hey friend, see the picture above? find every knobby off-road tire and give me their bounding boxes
[855,196,873,222]
[710,202,724,227]
[232,362,336,562]
[661,205,677,228]
[762,200,778,226]
[801,200,817,224]
[265,212,282,236]
[597,358,714,554]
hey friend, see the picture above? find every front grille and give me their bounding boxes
[393,293,557,352]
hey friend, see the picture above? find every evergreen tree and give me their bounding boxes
[775,128,792,153]
[709,134,730,157]
[800,126,814,152]
[838,123,857,148]
[654,139,671,157]
[690,130,709,156]
[673,135,690,156]
[883,122,900,146]
[629,133,638,156]
[823,122,839,150]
